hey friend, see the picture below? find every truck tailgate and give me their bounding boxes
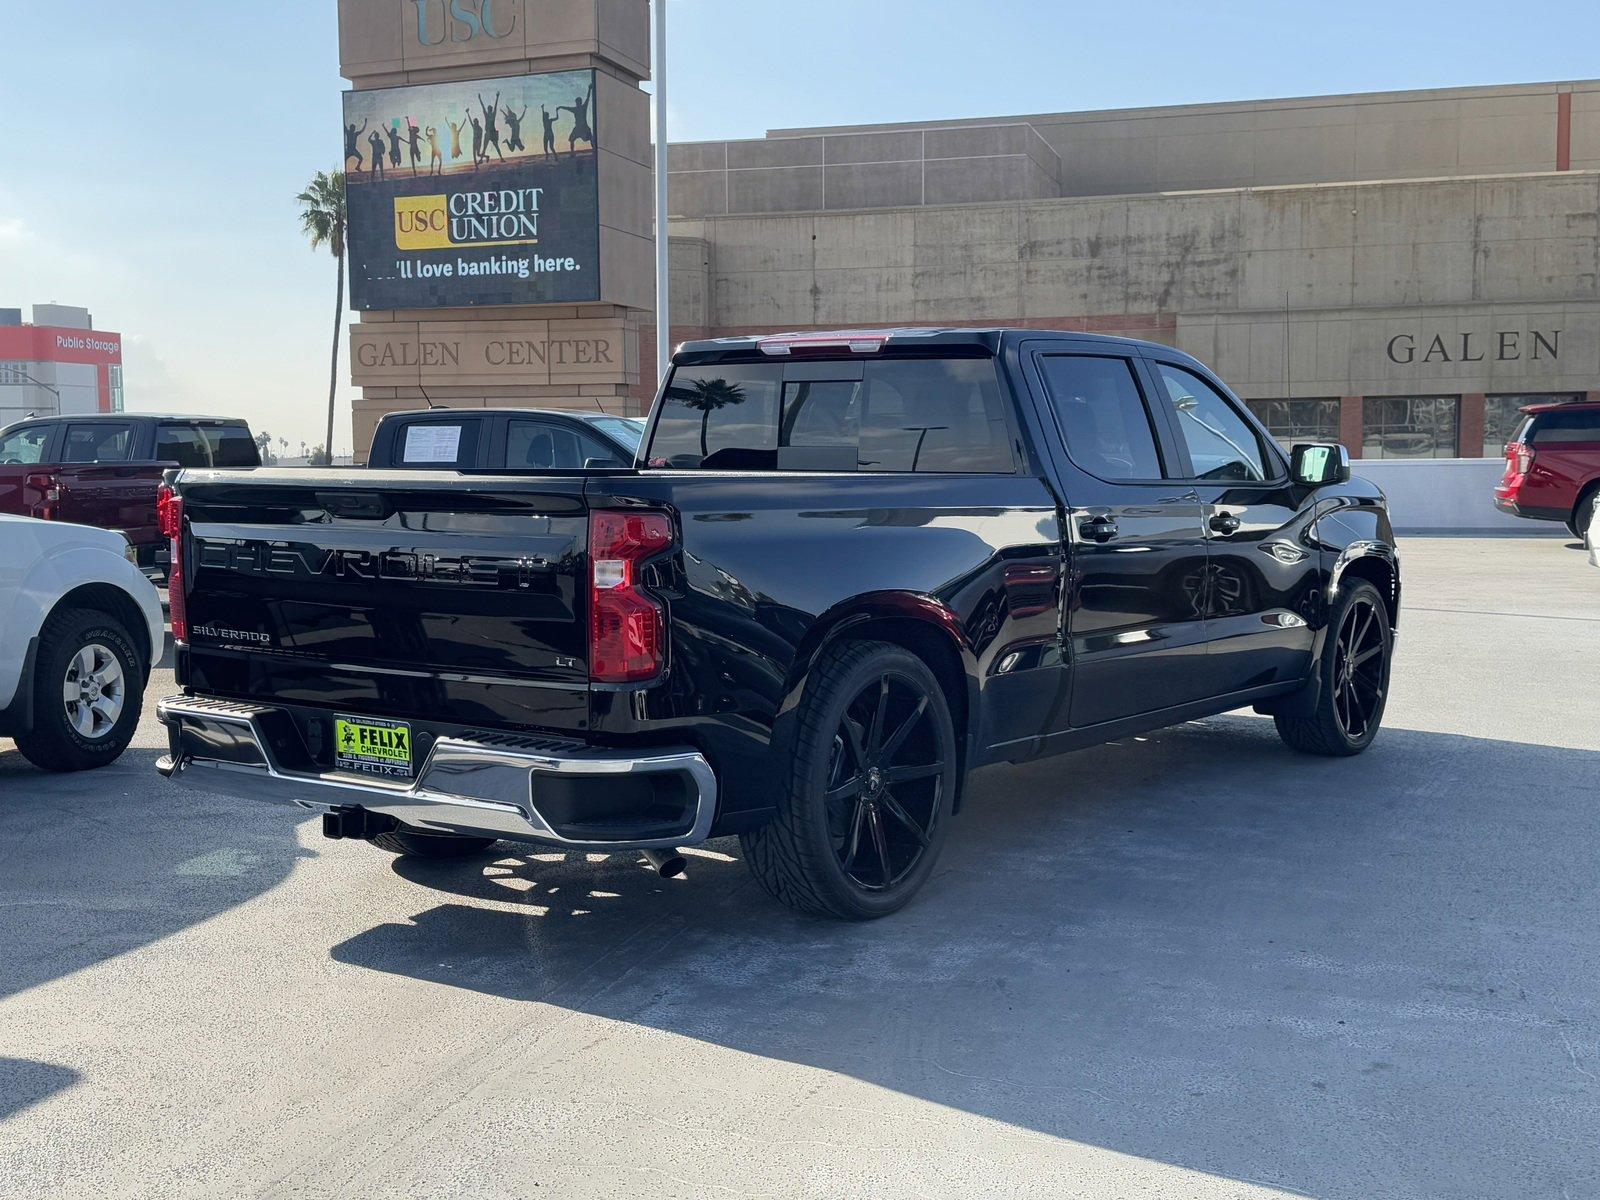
[175,470,590,731]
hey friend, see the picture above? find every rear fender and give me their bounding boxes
[779,591,981,801]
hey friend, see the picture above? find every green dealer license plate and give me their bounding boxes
[333,715,413,780]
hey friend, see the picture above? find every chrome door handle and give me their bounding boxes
[1078,515,1119,543]
[1208,511,1241,536]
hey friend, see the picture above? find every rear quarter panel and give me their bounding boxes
[589,472,1063,819]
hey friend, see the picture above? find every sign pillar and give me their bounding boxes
[338,1,653,459]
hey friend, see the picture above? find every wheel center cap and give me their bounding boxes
[865,766,885,795]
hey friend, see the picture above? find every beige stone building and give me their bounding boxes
[648,79,1600,460]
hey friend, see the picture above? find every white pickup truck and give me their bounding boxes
[0,513,165,771]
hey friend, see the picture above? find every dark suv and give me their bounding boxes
[1494,400,1600,537]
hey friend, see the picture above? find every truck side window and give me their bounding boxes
[0,426,52,464]
[62,423,135,463]
[1528,409,1600,444]
[650,366,783,469]
[1038,355,1165,481]
[204,425,261,467]
[395,421,476,468]
[1152,363,1270,483]
[507,420,612,469]
[155,425,212,467]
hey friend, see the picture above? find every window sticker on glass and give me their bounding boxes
[403,424,463,464]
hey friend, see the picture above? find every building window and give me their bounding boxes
[1362,396,1460,459]
[0,361,30,386]
[108,364,124,413]
[1483,393,1582,458]
[1247,398,1341,451]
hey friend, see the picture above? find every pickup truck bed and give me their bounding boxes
[157,328,1399,919]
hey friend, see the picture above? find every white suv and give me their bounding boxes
[0,514,165,771]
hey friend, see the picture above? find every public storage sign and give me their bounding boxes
[342,67,600,309]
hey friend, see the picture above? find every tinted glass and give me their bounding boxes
[155,426,211,467]
[157,424,262,468]
[1485,394,1582,457]
[0,426,51,464]
[1154,363,1269,482]
[1528,408,1600,444]
[1362,397,1459,460]
[62,423,135,463]
[1247,398,1341,451]
[583,416,644,453]
[1038,355,1163,480]
[646,358,1013,473]
[506,420,620,468]
[207,426,260,467]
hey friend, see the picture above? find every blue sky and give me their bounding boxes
[1,0,1595,452]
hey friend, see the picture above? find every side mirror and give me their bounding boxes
[1290,442,1351,487]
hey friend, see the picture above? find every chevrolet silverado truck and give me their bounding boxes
[154,329,1399,919]
[0,413,260,576]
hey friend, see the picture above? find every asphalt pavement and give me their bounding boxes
[1,537,1597,1199]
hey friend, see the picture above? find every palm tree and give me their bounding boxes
[671,378,746,459]
[296,171,347,470]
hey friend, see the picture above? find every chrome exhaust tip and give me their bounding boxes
[641,848,686,878]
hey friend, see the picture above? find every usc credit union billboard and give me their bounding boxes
[342,68,600,309]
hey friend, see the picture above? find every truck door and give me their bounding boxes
[1142,356,1319,693]
[58,421,144,538]
[1027,349,1213,727]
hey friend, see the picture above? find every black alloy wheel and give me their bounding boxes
[741,640,960,919]
[1274,579,1391,756]
[1331,594,1387,742]
[824,674,948,892]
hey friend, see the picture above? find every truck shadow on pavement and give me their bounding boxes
[329,715,1600,1199]
[0,746,305,1007]
[0,1059,80,1122]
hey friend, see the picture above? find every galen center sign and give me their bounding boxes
[338,0,653,452]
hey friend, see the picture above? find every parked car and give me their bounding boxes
[154,329,1399,919]
[1493,399,1600,537]
[0,413,260,576]
[367,407,644,470]
[0,513,164,771]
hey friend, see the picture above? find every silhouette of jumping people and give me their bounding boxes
[540,104,558,159]
[366,130,387,179]
[425,125,443,175]
[557,80,596,157]
[385,123,403,169]
[447,115,467,161]
[404,120,424,176]
[501,103,528,152]
[477,91,505,163]
[467,109,484,167]
[343,117,368,172]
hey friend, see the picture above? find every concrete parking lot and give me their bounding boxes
[1,537,1596,1199]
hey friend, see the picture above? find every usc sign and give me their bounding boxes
[409,0,516,46]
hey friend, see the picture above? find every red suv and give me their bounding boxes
[1494,400,1600,537]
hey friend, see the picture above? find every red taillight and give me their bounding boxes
[588,510,673,683]
[1510,442,1535,476]
[24,472,59,520]
[158,484,188,642]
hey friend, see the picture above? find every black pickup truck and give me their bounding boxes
[155,329,1398,919]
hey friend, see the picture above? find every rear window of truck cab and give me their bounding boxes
[156,422,260,468]
[646,357,1015,473]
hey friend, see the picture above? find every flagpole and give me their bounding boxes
[653,0,670,387]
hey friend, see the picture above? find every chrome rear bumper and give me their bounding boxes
[154,695,717,851]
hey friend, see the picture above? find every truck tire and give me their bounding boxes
[14,607,144,773]
[741,640,959,920]
[1274,580,1391,757]
[367,829,499,859]
[1567,484,1599,539]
